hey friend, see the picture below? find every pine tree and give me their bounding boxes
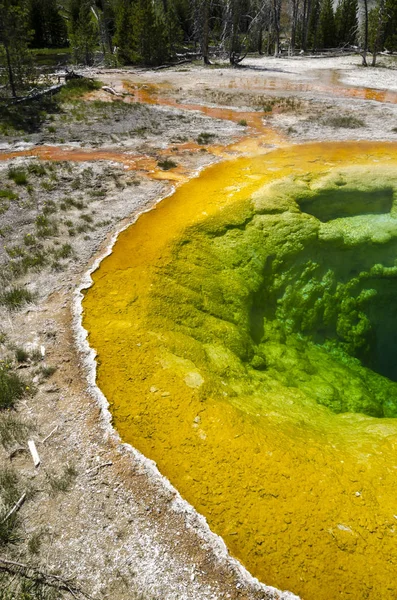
[68,0,99,65]
[383,0,397,51]
[113,0,134,64]
[0,0,35,97]
[307,0,321,50]
[319,0,336,48]
[368,0,386,64]
[335,0,358,46]
[131,0,168,65]
[29,0,67,48]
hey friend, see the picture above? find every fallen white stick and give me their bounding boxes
[86,461,112,475]
[1,492,26,524]
[102,86,121,96]
[28,440,41,468]
[41,426,58,444]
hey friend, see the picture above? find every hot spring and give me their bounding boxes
[83,142,397,600]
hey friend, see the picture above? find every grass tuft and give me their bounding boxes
[15,348,29,363]
[197,132,215,145]
[0,286,35,310]
[322,115,365,129]
[57,78,102,101]
[47,464,77,495]
[0,468,22,546]
[158,158,177,171]
[7,167,28,186]
[0,412,33,449]
[0,365,27,409]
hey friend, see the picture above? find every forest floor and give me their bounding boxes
[0,53,396,600]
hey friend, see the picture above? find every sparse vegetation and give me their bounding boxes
[322,115,366,129]
[57,78,102,102]
[0,412,33,449]
[0,189,18,200]
[47,465,77,496]
[8,168,28,186]
[158,158,177,170]
[197,132,215,145]
[35,215,58,238]
[0,287,35,310]
[38,365,57,379]
[0,365,28,410]
[0,468,23,546]
[15,347,29,363]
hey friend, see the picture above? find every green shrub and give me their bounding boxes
[322,115,365,129]
[158,158,177,171]
[47,464,77,495]
[0,413,33,449]
[0,365,27,409]
[15,348,29,363]
[0,189,18,200]
[0,286,35,310]
[0,468,22,545]
[27,162,47,177]
[57,77,102,101]
[7,167,28,186]
[197,132,215,145]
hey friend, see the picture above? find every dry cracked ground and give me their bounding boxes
[0,53,397,600]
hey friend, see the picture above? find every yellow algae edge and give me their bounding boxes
[71,163,301,600]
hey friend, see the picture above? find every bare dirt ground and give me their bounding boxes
[1,53,396,600]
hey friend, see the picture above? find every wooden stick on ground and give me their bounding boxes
[0,557,94,599]
[1,492,26,524]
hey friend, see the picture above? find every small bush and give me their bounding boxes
[0,286,35,310]
[158,158,177,171]
[28,531,43,555]
[238,119,248,126]
[47,464,77,495]
[0,468,23,545]
[0,412,33,449]
[39,365,57,379]
[197,132,215,145]
[57,77,102,101]
[23,233,37,246]
[0,189,18,200]
[54,243,73,259]
[322,115,365,129]
[0,365,27,409]
[35,214,58,238]
[43,200,57,215]
[15,347,29,363]
[27,162,46,177]
[80,214,93,223]
[7,167,28,186]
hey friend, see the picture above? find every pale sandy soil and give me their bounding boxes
[1,54,396,600]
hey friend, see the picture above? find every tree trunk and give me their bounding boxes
[303,0,312,51]
[272,0,281,56]
[202,0,211,64]
[4,42,16,98]
[362,0,368,65]
[258,27,263,54]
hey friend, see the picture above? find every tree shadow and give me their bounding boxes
[0,96,61,134]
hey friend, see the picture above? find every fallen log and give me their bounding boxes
[153,59,193,70]
[13,83,64,105]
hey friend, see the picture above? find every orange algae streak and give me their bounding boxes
[83,142,397,600]
[123,80,284,145]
